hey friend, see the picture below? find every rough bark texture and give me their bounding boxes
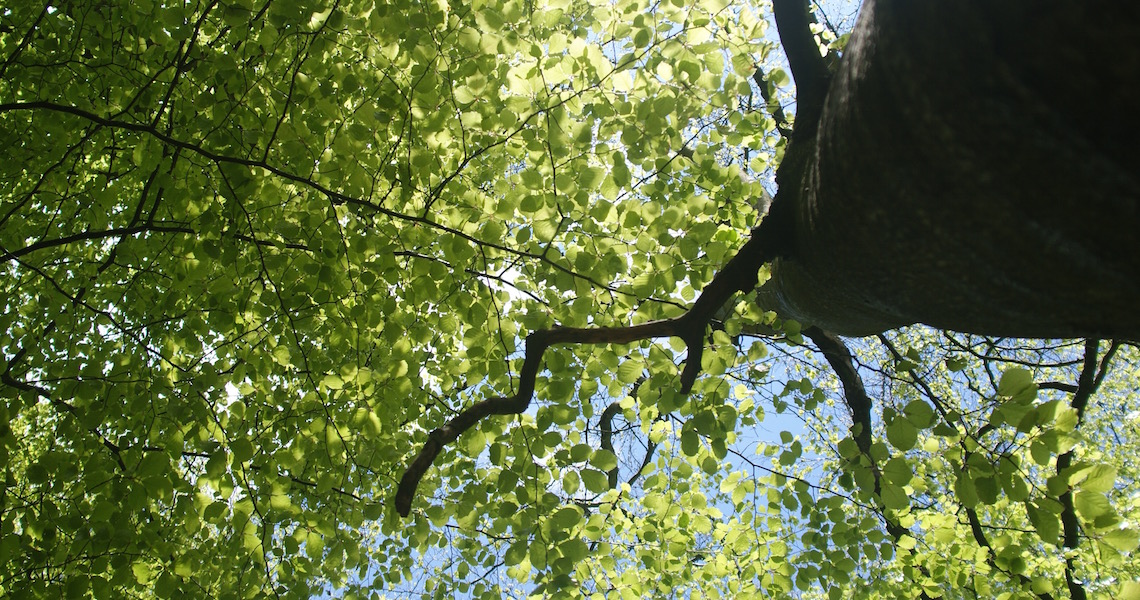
[757,0,1140,338]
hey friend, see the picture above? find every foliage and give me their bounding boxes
[1,0,1136,598]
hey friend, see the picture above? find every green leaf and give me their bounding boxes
[589,449,618,472]
[463,429,486,457]
[562,471,580,495]
[1026,502,1061,545]
[570,443,592,463]
[997,368,1036,401]
[903,400,935,429]
[974,477,999,505]
[551,506,582,530]
[681,429,700,457]
[321,374,344,390]
[1117,582,1140,600]
[581,469,610,494]
[883,457,913,486]
[1074,490,1113,520]
[616,360,642,384]
[879,483,910,510]
[137,452,169,477]
[1102,528,1140,552]
[1030,440,1052,466]
[886,418,918,452]
[1077,464,1117,493]
[1001,472,1030,502]
[504,540,528,567]
[559,538,589,562]
[230,438,254,463]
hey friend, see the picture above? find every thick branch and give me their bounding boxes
[599,393,659,491]
[599,401,622,490]
[965,507,1055,600]
[755,0,835,271]
[1056,339,1119,600]
[806,327,872,453]
[395,233,776,516]
[751,65,792,138]
[771,0,832,139]
[806,327,940,600]
[806,327,907,542]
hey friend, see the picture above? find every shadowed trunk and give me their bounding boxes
[757,0,1140,338]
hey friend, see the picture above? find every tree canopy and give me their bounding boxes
[2,0,1138,599]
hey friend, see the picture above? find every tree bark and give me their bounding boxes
[757,0,1140,338]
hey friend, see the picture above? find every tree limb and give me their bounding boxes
[1056,339,1119,600]
[395,230,779,516]
[599,401,622,490]
[965,507,1056,600]
[805,327,938,600]
[749,0,835,272]
[751,65,792,138]
[805,328,902,539]
[771,0,832,139]
[805,327,872,453]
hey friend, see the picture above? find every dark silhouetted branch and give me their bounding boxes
[965,507,1056,599]
[805,327,937,600]
[1057,339,1119,600]
[599,401,622,490]
[751,65,792,138]
[806,327,872,453]
[806,327,902,538]
[1,223,195,263]
[395,228,781,516]
[771,0,832,139]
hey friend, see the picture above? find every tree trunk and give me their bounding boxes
[757,0,1140,338]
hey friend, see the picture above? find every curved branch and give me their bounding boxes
[1056,339,1119,600]
[805,327,934,600]
[806,333,929,534]
[598,394,659,491]
[771,0,832,139]
[599,401,622,490]
[396,320,683,517]
[751,65,792,138]
[395,230,779,516]
[965,507,1056,600]
[805,327,906,539]
[806,326,873,453]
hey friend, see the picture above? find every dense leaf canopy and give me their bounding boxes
[1,1,1137,598]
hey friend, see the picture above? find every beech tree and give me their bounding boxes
[1,0,1137,599]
